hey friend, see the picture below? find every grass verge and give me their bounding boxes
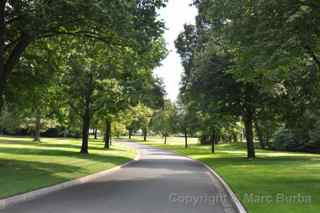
[132,136,320,213]
[0,136,136,198]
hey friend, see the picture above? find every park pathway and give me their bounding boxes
[0,142,239,213]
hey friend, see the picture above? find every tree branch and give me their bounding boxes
[67,100,82,117]
[39,30,123,48]
[4,33,32,79]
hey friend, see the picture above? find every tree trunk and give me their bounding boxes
[33,111,41,142]
[164,135,167,144]
[80,106,90,154]
[211,131,215,153]
[109,121,112,146]
[104,119,111,149]
[243,108,255,159]
[0,0,32,115]
[232,133,238,143]
[184,128,188,148]
[254,120,265,149]
[1,34,31,113]
[0,0,6,115]
[93,128,98,139]
[143,127,147,142]
[63,129,68,137]
[128,129,132,139]
[265,134,271,149]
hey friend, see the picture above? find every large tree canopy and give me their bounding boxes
[0,0,167,112]
[174,0,320,158]
[0,0,168,154]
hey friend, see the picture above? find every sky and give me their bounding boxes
[154,0,198,101]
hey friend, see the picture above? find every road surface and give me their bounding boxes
[0,142,238,213]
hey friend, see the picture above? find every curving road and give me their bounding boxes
[0,142,238,213]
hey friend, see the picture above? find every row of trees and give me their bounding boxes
[148,99,198,149]
[174,0,320,159]
[0,0,169,154]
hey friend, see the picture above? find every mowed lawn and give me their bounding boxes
[0,136,136,198]
[132,136,320,213]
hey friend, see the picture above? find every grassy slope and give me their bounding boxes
[132,136,320,213]
[0,136,136,198]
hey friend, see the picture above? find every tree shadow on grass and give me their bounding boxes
[0,137,123,152]
[0,138,34,145]
[0,136,129,161]
[198,154,320,167]
[0,145,132,164]
[31,142,117,152]
[197,156,320,198]
[0,159,83,199]
[0,151,133,199]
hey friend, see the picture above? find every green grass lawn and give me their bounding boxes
[0,136,136,198]
[132,136,320,213]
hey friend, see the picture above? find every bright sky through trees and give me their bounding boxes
[155,0,198,101]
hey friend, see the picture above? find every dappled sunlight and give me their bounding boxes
[259,151,320,158]
[0,136,33,143]
[135,136,320,212]
[218,150,247,155]
[0,136,135,198]
[131,136,199,146]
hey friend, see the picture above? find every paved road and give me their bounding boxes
[0,142,238,213]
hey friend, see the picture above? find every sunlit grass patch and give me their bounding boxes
[132,136,320,213]
[0,136,135,198]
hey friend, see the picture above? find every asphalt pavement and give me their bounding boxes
[0,142,238,213]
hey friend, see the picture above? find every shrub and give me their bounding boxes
[271,128,305,151]
[199,135,211,145]
[41,128,61,137]
[307,121,320,152]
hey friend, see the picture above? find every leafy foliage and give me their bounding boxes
[0,0,168,153]
[174,0,320,157]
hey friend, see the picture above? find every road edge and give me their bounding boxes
[135,141,247,213]
[183,155,247,213]
[196,160,247,213]
[0,146,141,210]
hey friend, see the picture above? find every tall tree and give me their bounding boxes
[190,0,320,154]
[0,0,167,114]
[5,38,62,141]
[151,99,176,144]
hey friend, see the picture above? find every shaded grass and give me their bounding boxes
[132,136,320,213]
[0,136,136,198]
